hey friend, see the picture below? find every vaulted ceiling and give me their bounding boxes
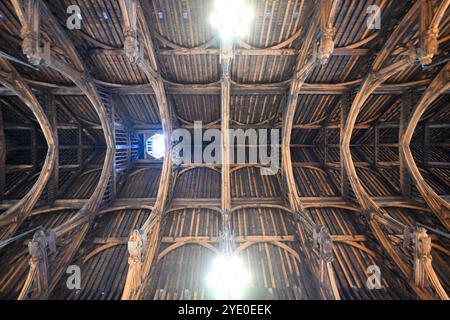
[0,0,449,300]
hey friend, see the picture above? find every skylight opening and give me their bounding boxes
[146,133,165,159]
[210,0,254,41]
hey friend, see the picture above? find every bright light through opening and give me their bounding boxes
[210,0,254,41]
[146,134,165,159]
[206,254,250,300]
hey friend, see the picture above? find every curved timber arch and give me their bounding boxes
[0,57,57,240]
[230,204,293,214]
[177,165,221,177]
[400,62,450,230]
[11,0,115,299]
[157,241,220,263]
[340,2,448,300]
[165,206,222,215]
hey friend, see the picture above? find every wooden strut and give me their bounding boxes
[340,2,448,299]
[0,57,58,241]
[119,0,173,300]
[281,0,340,300]
[11,0,115,299]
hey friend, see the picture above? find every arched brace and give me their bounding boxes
[165,206,222,215]
[177,165,221,177]
[295,165,327,174]
[239,27,303,50]
[97,206,154,217]
[128,167,159,178]
[11,1,115,299]
[400,62,450,231]
[119,0,174,300]
[302,202,360,212]
[79,167,103,178]
[230,204,294,214]
[229,164,275,174]
[153,31,217,51]
[82,242,126,265]
[157,241,220,263]
[0,57,57,240]
[235,240,301,263]
[336,241,378,259]
[30,207,75,217]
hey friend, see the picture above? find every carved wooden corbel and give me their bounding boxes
[318,0,336,64]
[11,0,42,65]
[417,0,450,66]
[120,0,141,64]
[119,0,174,299]
[18,229,56,300]
[313,226,340,299]
[403,227,448,299]
[122,229,147,298]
